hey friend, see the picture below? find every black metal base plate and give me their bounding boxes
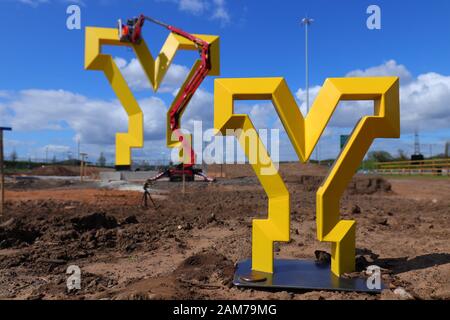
[233,259,384,293]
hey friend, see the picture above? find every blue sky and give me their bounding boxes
[0,0,449,163]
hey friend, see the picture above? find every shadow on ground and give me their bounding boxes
[356,248,450,274]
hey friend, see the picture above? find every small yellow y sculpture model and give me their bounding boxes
[85,27,219,167]
[214,77,399,276]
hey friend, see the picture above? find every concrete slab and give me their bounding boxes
[99,171,158,182]
[99,172,121,182]
[121,171,158,181]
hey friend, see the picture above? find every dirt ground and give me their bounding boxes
[8,165,113,179]
[0,163,448,300]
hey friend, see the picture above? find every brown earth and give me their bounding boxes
[9,165,112,178]
[0,163,448,300]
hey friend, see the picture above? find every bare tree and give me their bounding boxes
[397,149,408,161]
[97,152,106,167]
[10,150,18,163]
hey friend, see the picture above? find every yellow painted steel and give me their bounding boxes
[85,27,220,166]
[214,77,399,276]
[85,27,142,166]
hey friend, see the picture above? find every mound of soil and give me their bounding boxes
[31,166,78,177]
[0,218,41,249]
[71,212,118,232]
[174,251,235,284]
[294,175,391,195]
[29,165,109,178]
[104,251,235,300]
[210,163,391,195]
[297,175,324,191]
[5,177,76,191]
[208,162,330,179]
[348,177,392,195]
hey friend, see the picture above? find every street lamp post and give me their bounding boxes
[301,17,319,164]
[301,17,313,114]
[80,152,87,182]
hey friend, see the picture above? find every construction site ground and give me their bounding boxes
[0,163,448,300]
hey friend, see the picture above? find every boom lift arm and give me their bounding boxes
[118,15,214,182]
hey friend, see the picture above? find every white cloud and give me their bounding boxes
[115,58,214,130]
[61,0,85,6]
[233,60,449,160]
[295,86,383,130]
[234,102,277,130]
[42,144,71,153]
[346,59,413,83]
[112,56,216,131]
[400,72,450,133]
[182,88,214,130]
[0,91,12,99]
[248,103,275,129]
[295,85,321,116]
[0,83,216,162]
[13,0,86,7]
[295,60,450,134]
[114,57,190,93]
[159,0,230,25]
[0,89,168,146]
[211,0,230,25]
[179,0,207,14]
[16,0,49,7]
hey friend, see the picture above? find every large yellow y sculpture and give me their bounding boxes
[85,27,219,167]
[214,77,399,276]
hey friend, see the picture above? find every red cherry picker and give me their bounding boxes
[119,15,215,183]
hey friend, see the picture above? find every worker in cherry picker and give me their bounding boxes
[118,17,144,44]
